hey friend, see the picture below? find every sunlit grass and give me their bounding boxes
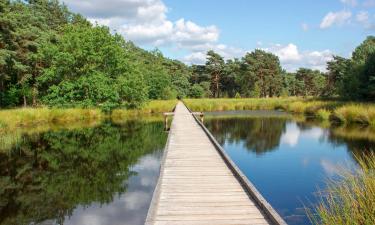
[0,108,102,131]
[111,100,177,118]
[333,104,375,126]
[308,153,375,225]
[185,98,375,127]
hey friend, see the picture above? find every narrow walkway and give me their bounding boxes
[146,102,281,225]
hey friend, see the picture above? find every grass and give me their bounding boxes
[308,153,375,225]
[111,100,177,118]
[184,98,375,127]
[0,108,102,131]
[332,104,375,126]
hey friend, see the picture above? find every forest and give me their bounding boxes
[1,0,375,111]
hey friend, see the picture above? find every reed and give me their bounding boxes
[333,104,375,126]
[308,153,375,225]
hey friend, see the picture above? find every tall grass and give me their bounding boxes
[309,153,375,225]
[0,108,102,131]
[333,104,375,126]
[185,98,375,127]
[111,100,177,118]
[184,98,301,112]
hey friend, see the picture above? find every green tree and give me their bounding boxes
[38,24,147,109]
[206,50,225,98]
[239,50,282,97]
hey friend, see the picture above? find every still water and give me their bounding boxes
[0,118,167,225]
[204,111,374,225]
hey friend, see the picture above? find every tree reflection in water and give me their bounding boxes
[0,120,167,225]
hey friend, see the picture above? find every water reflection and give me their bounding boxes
[204,111,375,225]
[0,119,167,225]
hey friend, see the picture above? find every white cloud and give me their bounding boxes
[320,10,352,29]
[183,44,246,64]
[340,0,357,6]
[119,21,174,45]
[173,19,219,46]
[65,0,335,71]
[63,0,167,22]
[357,11,369,23]
[264,43,333,72]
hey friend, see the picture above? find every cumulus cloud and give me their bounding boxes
[119,21,174,45]
[64,0,335,71]
[320,10,352,29]
[183,44,245,64]
[263,43,333,72]
[63,0,167,22]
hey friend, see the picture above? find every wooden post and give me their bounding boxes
[164,115,169,131]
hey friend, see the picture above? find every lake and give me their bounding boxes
[204,110,375,225]
[1,111,374,225]
[0,118,167,225]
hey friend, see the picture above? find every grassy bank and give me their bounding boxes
[184,98,375,127]
[0,108,102,131]
[111,100,177,118]
[308,153,375,225]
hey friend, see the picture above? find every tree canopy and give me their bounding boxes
[1,0,375,109]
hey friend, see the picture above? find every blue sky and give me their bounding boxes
[63,0,375,71]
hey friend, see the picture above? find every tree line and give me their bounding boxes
[1,0,374,110]
[192,37,375,100]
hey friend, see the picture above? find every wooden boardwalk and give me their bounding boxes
[146,102,286,225]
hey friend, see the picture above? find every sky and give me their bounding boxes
[62,0,375,71]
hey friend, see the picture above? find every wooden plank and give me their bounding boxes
[145,101,283,225]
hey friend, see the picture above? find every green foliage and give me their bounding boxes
[189,84,205,98]
[238,50,282,97]
[37,24,147,110]
[206,50,225,98]
[327,36,375,100]
[0,1,191,108]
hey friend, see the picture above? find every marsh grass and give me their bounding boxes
[316,109,331,121]
[0,108,102,131]
[333,104,375,126]
[111,100,177,118]
[185,98,375,127]
[308,153,375,225]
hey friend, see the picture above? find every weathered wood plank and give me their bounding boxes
[145,101,284,225]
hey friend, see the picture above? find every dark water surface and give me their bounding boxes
[0,119,167,225]
[204,111,375,225]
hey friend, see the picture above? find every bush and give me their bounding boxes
[189,84,205,98]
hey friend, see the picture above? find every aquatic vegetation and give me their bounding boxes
[309,153,375,225]
[316,109,331,121]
